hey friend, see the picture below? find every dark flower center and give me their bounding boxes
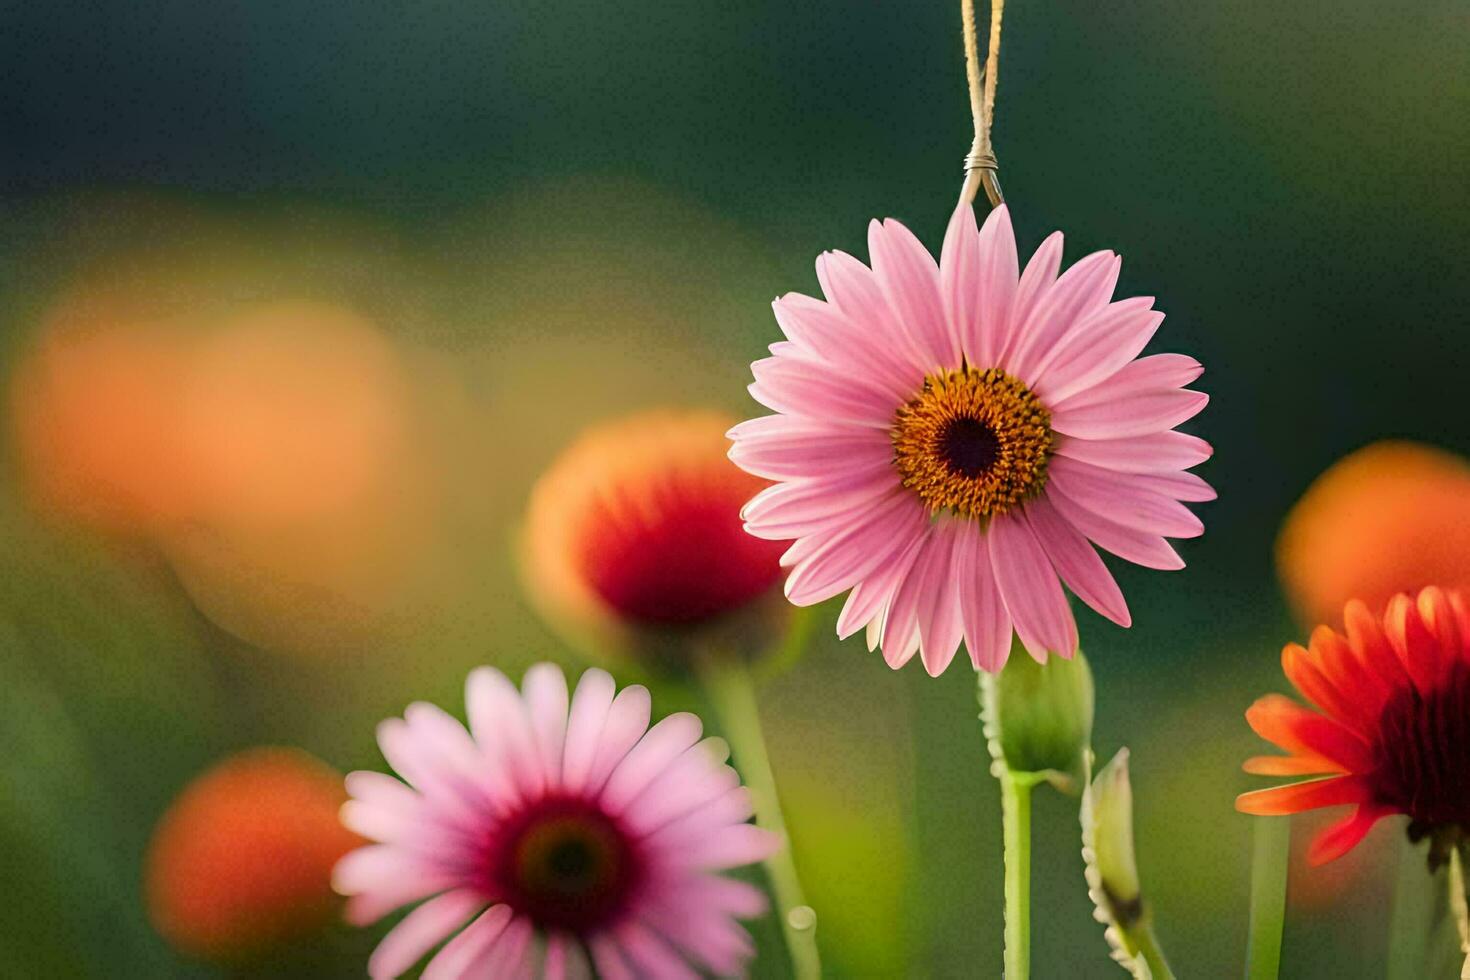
[483,795,643,933]
[1374,663,1470,826]
[937,416,1001,478]
[891,366,1053,519]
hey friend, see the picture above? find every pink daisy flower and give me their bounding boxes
[730,204,1213,675]
[333,663,778,978]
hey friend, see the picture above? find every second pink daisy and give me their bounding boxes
[730,204,1213,675]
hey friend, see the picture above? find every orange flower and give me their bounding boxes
[144,748,362,959]
[1237,587,1470,865]
[521,409,788,663]
[1277,442,1470,627]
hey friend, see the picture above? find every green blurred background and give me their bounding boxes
[1,0,1467,976]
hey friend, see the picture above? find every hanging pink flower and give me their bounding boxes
[334,664,778,978]
[731,204,1212,674]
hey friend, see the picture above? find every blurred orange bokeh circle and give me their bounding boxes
[144,747,362,960]
[9,314,198,531]
[178,302,412,527]
[1276,440,1470,626]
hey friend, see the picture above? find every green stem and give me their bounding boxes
[695,655,821,980]
[1245,816,1290,980]
[1387,835,1434,980]
[1133,921,1175,980]
[1450,845,1470,979]
[1000,771,1032,979]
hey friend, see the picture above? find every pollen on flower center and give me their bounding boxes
[486,796,644,933]
[892,366,1053,519]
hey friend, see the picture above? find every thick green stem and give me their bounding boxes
[1133,921,1175,980]
[695,655,821,980]
[1245,816,1290,980]
[1000,771,1032,979]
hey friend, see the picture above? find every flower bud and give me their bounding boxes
[979,643,1094,792]
[1082,748,1172,978]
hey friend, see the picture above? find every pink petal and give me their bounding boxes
[940,204,981,367]
[814,249,928,394]
[1055,352,1204,408]
[420,905,514,980]
[374,716,486,829]
[741,472,898,539]
[1051,389,1209,441]
[1008,250,1120,386]
[749,352,897,427]
[956,525,1013,672]
[1024,496,1131,627]
[334,845,450,902]
[543,932,593,980]
[579,687,655,799]
[676,874,770,918]
[479,915,534,980]
[971,203,1020,366]
[771,292,916,400]
[615,923,701,980]
[999,230,1063,366]
[601,713,704,815]
[589,936,638,980]
[583,684,654,795]
[637,904,755,978]
[623,752,739,833]
[988,514,1078,662]
[1032,297,1163,403]
[868,218,952,373]
[561,668,617,793]
[368,890,487,980]
[782,492,929,606]
[1048,456,1204,538]
[465,667,546,799]
[679,823,782,870]
[915,525,965,676]
[1050,353,1206,439]
[645,785,756,850]
[879,527,941,654]
[1043,484,1185,570]
[727,416,892,483]
[342,771,420,842]
[835,530,927,639]
[1053,430,1212,474]
[1124,469,1217,502]
[522,663,569,790]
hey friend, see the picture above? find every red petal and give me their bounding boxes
[1386,592,1448,694]
[1306,805,1390,865]
[1283,640,1369,733]
[1245,695,1376,772]
[1236,776,1368,816]
[1343,598,1409,692]
[1243,754,1342,776]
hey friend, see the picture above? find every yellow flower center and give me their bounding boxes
[891,366,1053,519]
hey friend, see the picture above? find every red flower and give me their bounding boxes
[1237,587,1470,864]
[520,409,788,664]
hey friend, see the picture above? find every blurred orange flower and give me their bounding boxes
[1277,441,1470,627]
[144,747,362,960]
[9,315,198,532]
[520,409,788,665]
